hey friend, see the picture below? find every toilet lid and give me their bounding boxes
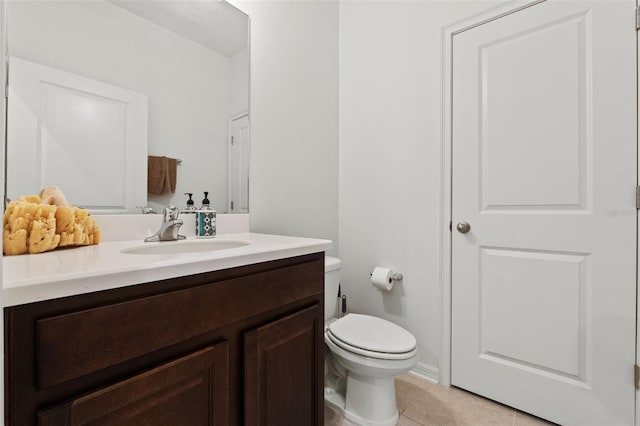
[327,313,416,354]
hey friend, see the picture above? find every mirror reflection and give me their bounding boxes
[5,0,250,214]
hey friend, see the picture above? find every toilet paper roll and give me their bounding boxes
[371,267,394,291]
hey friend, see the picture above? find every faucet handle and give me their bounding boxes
[164,205,180,221]
[137,206,157,214]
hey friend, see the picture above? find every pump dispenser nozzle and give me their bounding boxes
[200,192,212,210]
[183,193,196,212]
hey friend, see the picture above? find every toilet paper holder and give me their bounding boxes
[370,270,403,282]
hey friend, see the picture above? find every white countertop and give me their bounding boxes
[3,233,332,307]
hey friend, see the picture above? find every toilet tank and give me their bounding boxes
[324,256,341,320]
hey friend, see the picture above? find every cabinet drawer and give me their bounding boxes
[36,258,323,388]
[38,343,228,426]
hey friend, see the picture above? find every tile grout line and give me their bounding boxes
[402,410,427,426]
[404,413,428,426]
[401,413,427,426]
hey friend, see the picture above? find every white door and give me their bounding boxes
[227,113,250,213]
[7,56,148,213]
[451,1,637,425]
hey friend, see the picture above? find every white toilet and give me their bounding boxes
[324,256,419,426]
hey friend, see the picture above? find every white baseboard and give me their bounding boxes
[410,362,439,384]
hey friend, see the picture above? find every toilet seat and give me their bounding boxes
[326,314,417,360]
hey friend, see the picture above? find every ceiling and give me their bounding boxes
[109,0,249,57]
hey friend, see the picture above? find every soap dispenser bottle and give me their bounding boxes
[182,193,197,214]
[195,191,216,237]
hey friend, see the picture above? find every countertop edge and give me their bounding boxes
[3,233,332,307]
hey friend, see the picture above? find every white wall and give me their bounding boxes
[231,46,250,115]
[339,0,504,376]
[230,1,339,255]
[7,1,234,212]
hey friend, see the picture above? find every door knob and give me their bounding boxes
[456,221,471,234]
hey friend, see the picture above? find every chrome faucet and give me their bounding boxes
[144,206,186,242]
[137,206,158,214]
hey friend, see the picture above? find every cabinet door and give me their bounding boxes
[37,343,228,426]
[245,304,323,426]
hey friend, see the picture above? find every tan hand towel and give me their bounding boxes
[148,156,177,195]
[165,157,177,194]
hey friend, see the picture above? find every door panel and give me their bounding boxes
[245,304,323,426]
[451,1,636,425]
[480,248,586,377]
[480,11,587,210]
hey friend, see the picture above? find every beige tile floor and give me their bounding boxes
[325,373,555,426]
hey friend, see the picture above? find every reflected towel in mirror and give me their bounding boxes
[147,156,177,195]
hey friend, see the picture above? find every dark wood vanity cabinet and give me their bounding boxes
[38,344,230,426]
[245,304,322,425]
[4,252,325,426]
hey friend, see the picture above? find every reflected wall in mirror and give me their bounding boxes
[6,0,250,214]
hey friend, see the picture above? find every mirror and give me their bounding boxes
[5,0,250,214]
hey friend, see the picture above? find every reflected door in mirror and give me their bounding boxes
[7,57,148,213]
[228,113,249,213]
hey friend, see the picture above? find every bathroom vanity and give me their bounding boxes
[3,233,330,425]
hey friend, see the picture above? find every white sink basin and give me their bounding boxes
[121,239,251,255]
